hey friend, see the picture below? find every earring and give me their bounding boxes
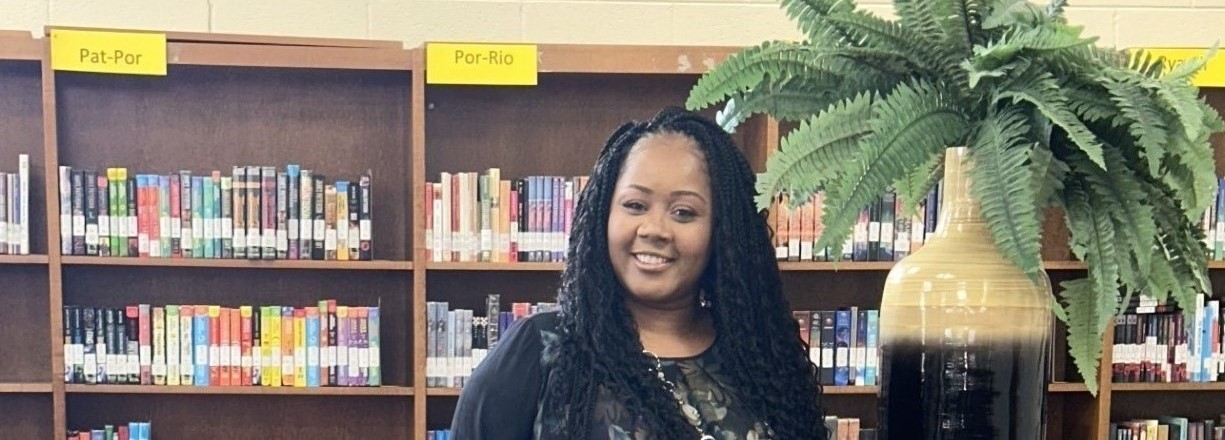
[698,290,712,309]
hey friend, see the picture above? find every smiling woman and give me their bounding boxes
[450,107,828,440]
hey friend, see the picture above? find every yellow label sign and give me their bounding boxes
[426,43,537,86]
[50,29,167,76]
[1133,47,1225,87]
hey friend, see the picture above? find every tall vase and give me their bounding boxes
[877,146,1053,439]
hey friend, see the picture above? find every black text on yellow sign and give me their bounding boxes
[426,43,537,86]
[50,29,167,76]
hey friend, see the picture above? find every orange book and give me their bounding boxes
[208,305,221,386]
[219,306,231,386]
[294,308,306,387]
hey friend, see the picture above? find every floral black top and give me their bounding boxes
[451,311,774,440]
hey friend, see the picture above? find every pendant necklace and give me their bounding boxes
[644,350,717,440]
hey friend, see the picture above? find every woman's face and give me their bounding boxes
[607,132,713,308]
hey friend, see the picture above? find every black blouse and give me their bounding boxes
[450,311,775,440]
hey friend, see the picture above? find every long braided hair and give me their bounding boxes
[541,107,827,439]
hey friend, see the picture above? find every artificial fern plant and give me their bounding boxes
[686,0,1223,395]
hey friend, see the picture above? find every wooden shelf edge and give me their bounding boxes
[426,388,463,396]
[60,256,412,271]
[167,42,414,70]
[1047,382,1089,393]
[65,384,413,396]
[0,382,52,393]
[1112,382,1225,392]
[427,262,563,271]
[0,254,49,265]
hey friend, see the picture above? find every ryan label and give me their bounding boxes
[51,29,167,76]
[427,43,537,86]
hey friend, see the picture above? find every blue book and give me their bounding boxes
[834,309,851,386]
[307,309,320,387]
[865,310,879,386]
[193,307,209,386]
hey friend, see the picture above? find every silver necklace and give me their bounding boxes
[643,350,717,440]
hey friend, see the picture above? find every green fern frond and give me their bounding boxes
[1164,130,1218,219]
[1029,145,1068,207]
[1046,0,1068,19]
[815,79,970,256]
[1058,277,1107,395]
[753,91,877,211]
[893,152,944,218]
[716,75,845,131]
[1162,44,1219,83]
[996,67,1107,170]
[822,10,955,79]
[1069,148,1157,291]
[967,107,1044,280]
[1154,83,1207,141]
[1102,71,1169,174]
[778,0,861,46]
[1064,86,1119,125]
[687,41,856,112]
[972,22,1097,71]
[1063,184,1121,325]
[1126,48,1167,79]
[982,0,1046,30]
[894,0,948,45]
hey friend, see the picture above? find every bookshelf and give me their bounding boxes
[2,24,1223,440]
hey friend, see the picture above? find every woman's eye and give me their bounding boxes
[672,208,697,221]
[622,201,646,212]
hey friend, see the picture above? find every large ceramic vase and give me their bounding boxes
[877,146,1053,439]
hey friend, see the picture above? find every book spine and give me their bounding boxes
[337,306,348,386]
[178,171,192,258]
[318,299,330,387]
[336,180,349,261]
[246,166,261,259]
[85,170,98,256]
[139,304,151,385]
[277,171,289,259]
[299,170,313,260]
[324,184,337,260]
[287,165,300,260]
[219,306,231,386]
[368,306,380,386]
[152,306,165,385]
[95,175,109,257]
[251,306,261,386]
[166,305,180,386]
[262,166,277,259]
[281,306,294,386]
[232,166,246,259]
[180,305,193,386]
[327,300,337,386]
[170,174,181,258]
[348,179,360,260]
[193,305,208,386]
[240,305,252,386]
[208,305,220,385]
[211,172,222,258]
[158,175,170,258]
[221,175,233,259]
[295,307,306,386]
[229,308,240,387]
[306,307,320,387]
[359,173,372,260]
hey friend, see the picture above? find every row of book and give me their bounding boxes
[63,301,381,387]
[1112,293,1225,383]
[57,165,373,260]
[1203,177,1225,262]
[797,308,879,387]
[1,154,30,255]
[1110,415,1225,440]
[424,169,588,263]
[68,422,151,440]
[425,295,557,388]
[770,183,940,263]
[427,416,875,440]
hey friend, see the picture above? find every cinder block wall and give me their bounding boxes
[0,0,1217,50]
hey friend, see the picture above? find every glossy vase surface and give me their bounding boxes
[877,146,1053,440]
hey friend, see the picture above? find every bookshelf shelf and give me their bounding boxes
[1111,382,1225,392]
[1048,382,1090,393]
[0,254,48,265]
[427,262,562,271]
[60,256,413,271]
[65,384,414,396]
[426,388,463,397]
[0,382,51,393]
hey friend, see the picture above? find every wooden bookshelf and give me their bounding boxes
[66,384,414,396]
[0,254,49,264]
[0,382,53,393]
[61,256,412,271]
[3,25,1225,440]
